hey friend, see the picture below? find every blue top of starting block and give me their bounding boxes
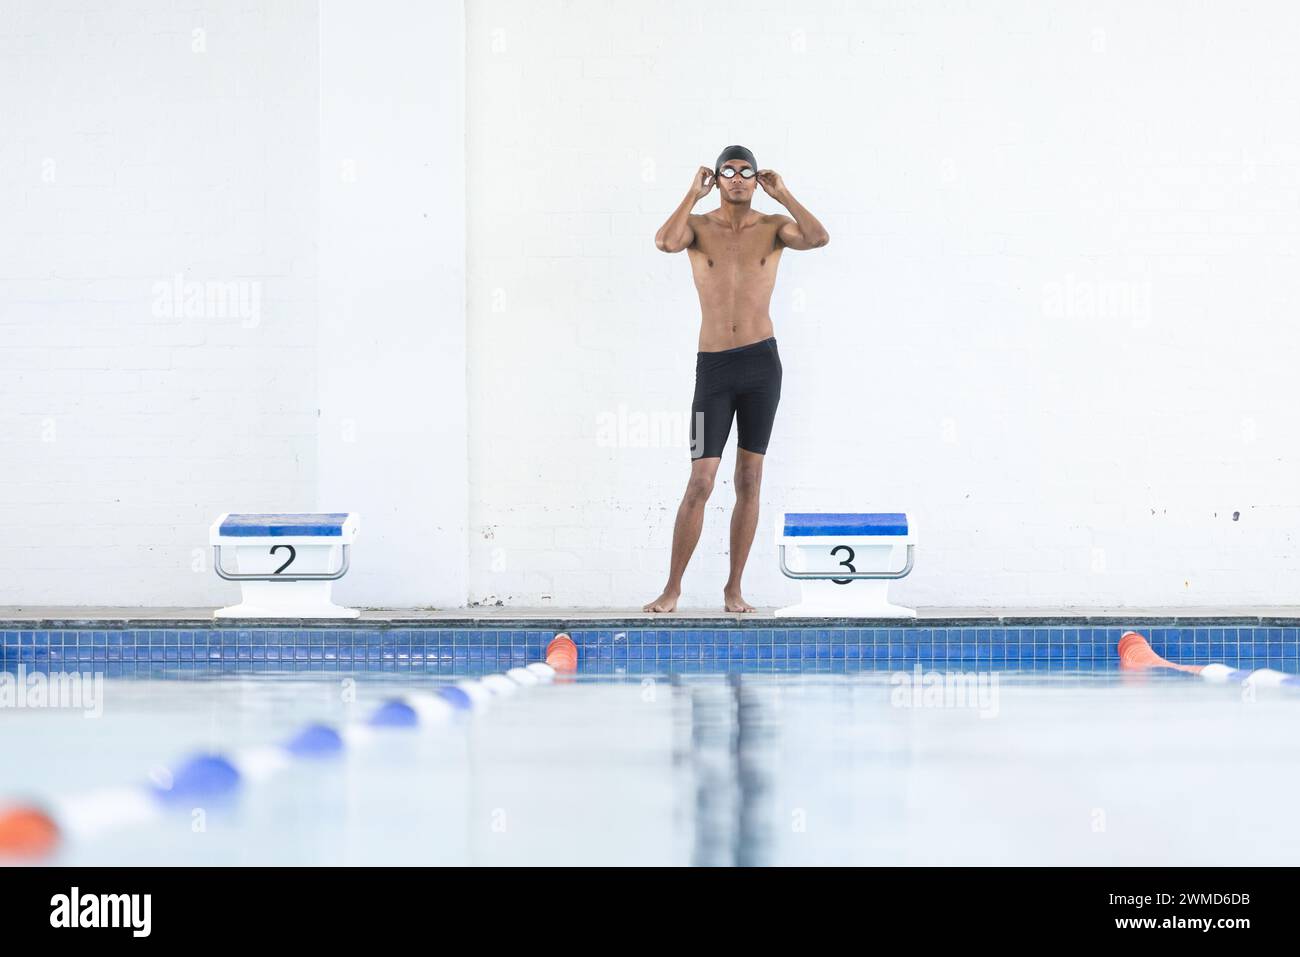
[219,513,350,537]
[784,512,908,536]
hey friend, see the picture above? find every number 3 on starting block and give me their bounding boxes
[774,511,916,618]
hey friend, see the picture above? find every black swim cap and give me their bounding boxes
[715,145,757,174]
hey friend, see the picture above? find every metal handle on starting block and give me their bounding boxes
[778,543,915,581]
[213,544,351,582]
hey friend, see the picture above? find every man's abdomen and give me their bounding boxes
[696,311,776,352]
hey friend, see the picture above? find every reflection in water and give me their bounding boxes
[686,681,733,866]
[734,675,779,867]
[682,676,781,866]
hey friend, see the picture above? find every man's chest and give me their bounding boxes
[690,224,782,268]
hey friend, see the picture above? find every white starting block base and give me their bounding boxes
[211,513,360,619]
[775,512,917,619]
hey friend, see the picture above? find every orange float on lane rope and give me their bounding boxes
[545,633,578,673]
[1118,631,1203,673]
[0,806,60,858]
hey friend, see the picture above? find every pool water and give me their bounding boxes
[3,667,1298,866]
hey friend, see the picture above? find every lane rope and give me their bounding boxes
[0,632,579,858]
[1118,630,1298,687]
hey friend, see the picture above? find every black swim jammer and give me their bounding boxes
[690,336,782,459]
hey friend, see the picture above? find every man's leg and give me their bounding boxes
[724,449,764,612]
[643,456,721,613]
[726,340,780,612]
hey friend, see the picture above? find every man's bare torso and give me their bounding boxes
[687,210,785,352]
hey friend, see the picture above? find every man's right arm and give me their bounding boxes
[655,166,713,253]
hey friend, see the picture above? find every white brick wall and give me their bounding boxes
[0,0,320,605]
[0,0,466,609]
[4,1,1300,610]
[466,0,1300,609]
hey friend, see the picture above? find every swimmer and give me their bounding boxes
[643,145,829,614]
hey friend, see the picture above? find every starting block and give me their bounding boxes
[210,512,360,619]
[775,511,916,618]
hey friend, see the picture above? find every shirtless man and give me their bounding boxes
[643,145,829,614]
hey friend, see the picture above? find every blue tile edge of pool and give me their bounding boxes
[3,623,1299,675]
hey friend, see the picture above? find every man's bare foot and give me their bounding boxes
[724,589,754,613]
[642,589,680,613]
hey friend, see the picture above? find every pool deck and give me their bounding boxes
[5,606,1300,628]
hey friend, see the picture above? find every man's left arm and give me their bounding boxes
[757,170,830,250]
